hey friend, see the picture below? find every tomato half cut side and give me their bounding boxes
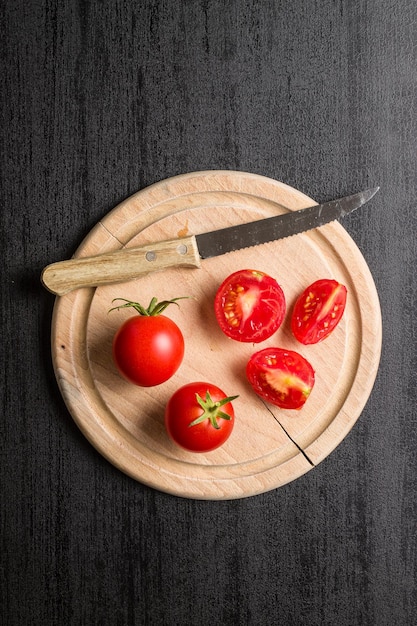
[246,348,315,410]
[291,279,347,345]
[214,269,286,343]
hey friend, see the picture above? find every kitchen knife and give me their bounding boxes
[41,187,379,296]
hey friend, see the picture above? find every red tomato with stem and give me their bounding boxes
[165,382,238,452]
[291,279,347,345]
[246,348,315,410]
[111,297,185,387]
[214,269,286,343]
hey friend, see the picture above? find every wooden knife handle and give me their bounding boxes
[41,235,201,296]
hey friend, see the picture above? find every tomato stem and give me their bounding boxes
[109,297,188,317]
[189,391,239,430]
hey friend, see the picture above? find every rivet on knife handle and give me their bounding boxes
[41,235,201,296]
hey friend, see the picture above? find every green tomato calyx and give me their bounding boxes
[109,296,188,317]
[189,391,239,430]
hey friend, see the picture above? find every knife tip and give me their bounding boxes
[361,186,380,204]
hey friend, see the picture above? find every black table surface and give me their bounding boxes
[2,1,416,624]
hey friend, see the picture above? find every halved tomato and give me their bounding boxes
[214,269,286,343]
[291,279,347,345]
[246,348,315,410]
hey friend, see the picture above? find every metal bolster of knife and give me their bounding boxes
[41,235,201,296]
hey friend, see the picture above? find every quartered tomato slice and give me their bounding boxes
[291,279,347,345]
[246,348,315,410]
[214,269,286,343]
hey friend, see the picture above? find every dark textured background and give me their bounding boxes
[2,1,416,624]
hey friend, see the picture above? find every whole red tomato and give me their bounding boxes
[111,298,185,387]
[291,279,347,344]
[214,269,286,343]
[246,347,315,410]
[165,382,238,452]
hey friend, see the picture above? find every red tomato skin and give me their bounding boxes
[165,382,235,452]
[214,269,286,343]
[291,279,347,345]
[112,315,184,387]
[246,348,315,410]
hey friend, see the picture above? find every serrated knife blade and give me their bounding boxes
[196,187,379,258]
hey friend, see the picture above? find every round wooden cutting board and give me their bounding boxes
[51,171,382,499]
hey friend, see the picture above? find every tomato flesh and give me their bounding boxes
[291,279,347,345]
[246,348,315,409]
[112,315,184,387]
[214,269,286,343]
[165,382,236,452]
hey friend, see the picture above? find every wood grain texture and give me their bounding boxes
[41,235,201,295]
[51,172,381,498]
[2,0,417,624]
